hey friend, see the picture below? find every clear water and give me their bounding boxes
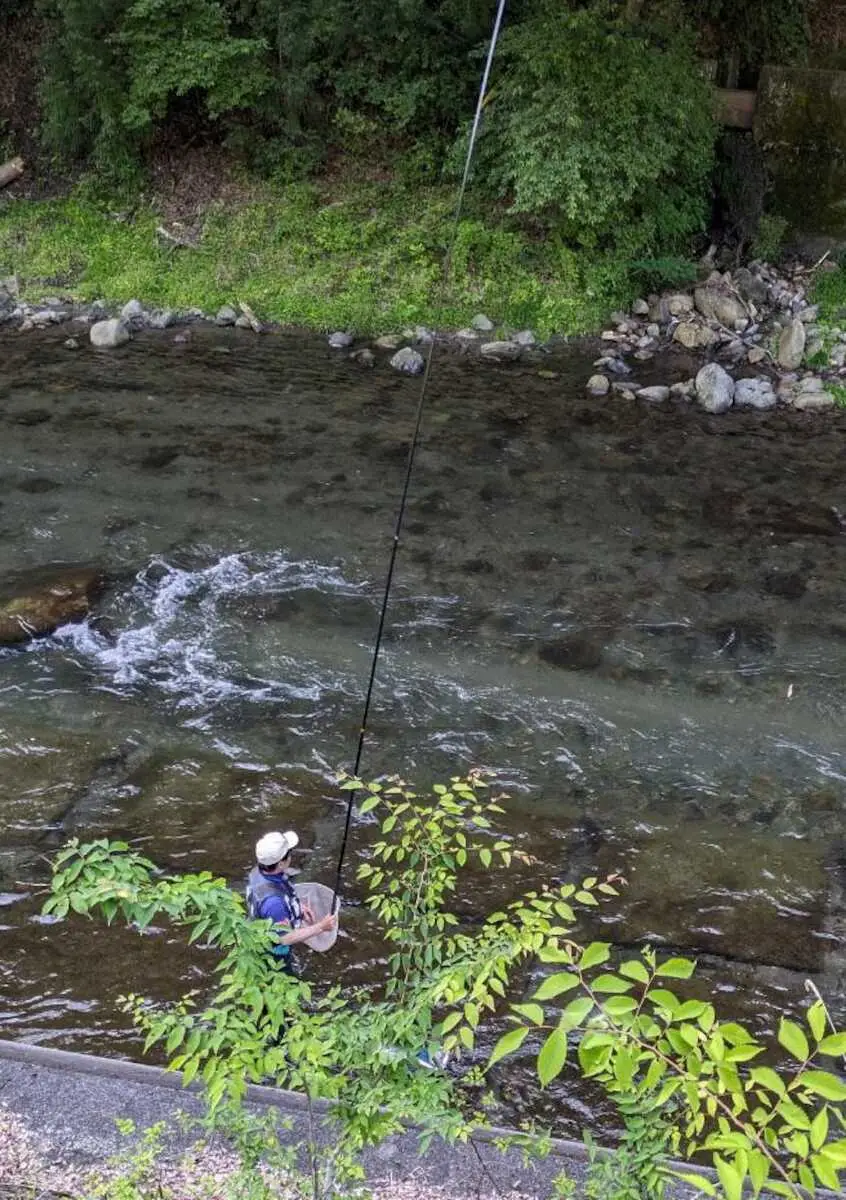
[1,324,845,1136]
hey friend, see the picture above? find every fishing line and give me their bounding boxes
[330,0,509,905]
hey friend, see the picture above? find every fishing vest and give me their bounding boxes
[246,867,303,958]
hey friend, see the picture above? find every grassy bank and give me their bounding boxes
[0,175,629,337]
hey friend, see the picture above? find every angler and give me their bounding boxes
[247,830,337,973]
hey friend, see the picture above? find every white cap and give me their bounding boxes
[255,830,299,866]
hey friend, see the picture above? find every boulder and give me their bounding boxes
[695,362,735,414]
[673,322,717,350]
[666,293,694,317]
[777,318,807,370]
[471,313,494,332]
[90,318,130,349]
[637,385,670,403]
[694,285,749,328]
[632,298,650,316]
[732,267,769,306]
[480,340,521,362]
[511,329,536,347]
[147,309,176,329]
[328,331,353,349]
[586,374,610,396]
[120,298,145,327]
[390,346,425,375]
[734,377,777,410]
[215,305,237,326]
[0,566,105,645]
[793,390,835,410]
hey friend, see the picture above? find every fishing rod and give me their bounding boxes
[330,0,509,909]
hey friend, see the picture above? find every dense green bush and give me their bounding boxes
[470,1,716,261]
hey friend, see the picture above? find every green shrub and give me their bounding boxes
[471,0,716,261]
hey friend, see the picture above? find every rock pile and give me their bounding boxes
[587,263,844,414]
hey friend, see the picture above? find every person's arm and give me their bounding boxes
[262,895,336,947]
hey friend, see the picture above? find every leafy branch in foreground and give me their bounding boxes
[494,939,846,1199]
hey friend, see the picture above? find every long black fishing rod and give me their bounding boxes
[331,0,509,906]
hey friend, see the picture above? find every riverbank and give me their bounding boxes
[0,174,627,340]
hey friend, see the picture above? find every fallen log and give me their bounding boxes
[0,157,24,190]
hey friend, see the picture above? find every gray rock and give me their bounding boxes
[455,328,479,341]
[605,358,632,376]
[328,331,353,349]
[90,319,130,349]
[637,385,670,403]
[734,377,777,410]
[373,334,405,351]
[238,302,263,333]
[63,337,80,350]
[632,298,650,316]
[634,349,655,361]
[404,325,434,345]
[670,380,694,398]
[480,340,521,362]
[511,329,536,347]
[215,305,237,326]
[793,390,834,411]
[350,348,375,367]
[586,374,610,396]
[695,362,735,414]
[646,323,661,338]
[120,299,145,327]
[147,309,176,329]
[390,346,425,375]
[732,268,769,306]
[612,380,642,396]
[799,305,820,323]
[777,319,806,370]
[673,322,717,350]
[666,293,694,317]
[694,285,748,328]
[747,346,767,365]
[234,315,253,330]
[830,344,846,368]
[31,310,62,327]
[648,297,671,324]
[471,313,494,332]
[0,274,20,299]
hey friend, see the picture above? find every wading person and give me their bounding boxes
[246,830,336,973]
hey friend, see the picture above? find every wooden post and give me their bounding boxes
[0,157,24,190]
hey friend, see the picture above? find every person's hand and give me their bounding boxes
[302,903,315,923]
[316,912,337,934]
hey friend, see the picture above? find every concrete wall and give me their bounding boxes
[755,67,846,238]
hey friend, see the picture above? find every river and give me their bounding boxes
[1,324,845,1136]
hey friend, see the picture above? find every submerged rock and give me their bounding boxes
[480,341,521,362]
[0,566,104,645]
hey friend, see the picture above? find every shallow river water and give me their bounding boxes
[1,325,845,1136]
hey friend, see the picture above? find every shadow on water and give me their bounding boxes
[1,325,846,1137]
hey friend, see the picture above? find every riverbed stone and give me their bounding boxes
[694,285,748,328]
[586,374,610,396]
[666,293,694,317]
[389,346,425,375]
[695,362,735,413]
[734,377,777,410]
[373,334,405,351]
[777,318,806,370]
[0,566,105,646]
[747,346,767,365]
[90,319,130,349]
[215,305,237,326]
[480,341,521,362]
[793,389,835,410]
[471,313,494,332]
[632,298,650,316]
[637,385,670,403]
[511,329,536,347]
[349,348,375,367]
[238,301,263,333]
[733,267,769,306]
[673,322,717,350]
[328,331,353,349]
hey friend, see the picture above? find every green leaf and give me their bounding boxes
[808,1000,828,1044]
[580,942,611,970]
[778,1017,809,1062]
[590,974,633,995]
[796,1070,846,1101]
[359,795,380,814]
[777,1098,811,1130]
[810,1105,829,1151]
[811,1152,840,1192]
[537,1026,568,1087]
[574,890,598,906]
[655,957,696,979]
[479,847,492,868]
[440,1011,463,1034]
[533,972,579,1001]
[489,1025,531,1068]
[560,996,594,1032]
[619,958,650,984]
[817,1032,846,1057]
[512,1003,544,1025]
[714,1156,743,1200]
[749,1067,785,1095]
[669,1172,716,1196]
